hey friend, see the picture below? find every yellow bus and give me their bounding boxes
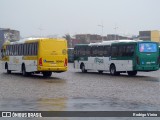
[1,38,68,77]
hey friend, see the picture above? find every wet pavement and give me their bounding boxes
[0,97,159,111]
[0,62,160,119]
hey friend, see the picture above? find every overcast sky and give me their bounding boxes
[0,0,160,37]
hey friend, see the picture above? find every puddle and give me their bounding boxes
[0,97,159,120]
[0,97,159,111]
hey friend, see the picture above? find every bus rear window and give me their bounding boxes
[139,43,157,52]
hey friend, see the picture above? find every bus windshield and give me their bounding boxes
[139,43,157,53]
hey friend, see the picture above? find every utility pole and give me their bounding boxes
[114,25,118,40]
[98,23,104,42]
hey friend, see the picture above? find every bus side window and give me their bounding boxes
[92,46,98,57]
[74,46,79,58]
[12,45,15,56]
[16,45,18,55]
[77,46,80,57]
[23,44,25,55]
[30,43,34,56]
[79,46,84,57]
[12,45,14,55]
[81,46,86,56]
[103,46,110,57]
[77,46,81,57]
[11,45,14,56]
[71,49,74,55]
[13,45,15,56]
[98,46,104,57]
[31,43,34,56]
[14,45,16,55]
[26,43,29,55]
[118,45,126,57]
[27,44,30,56]
[85,46,91,57]
[90,47,93,57]
[76,47,79,56]
[28,43,32,56]
[9,45,11,56]
[33,43,35,55]
[21,44,23,55]
[15,45,18,56]
[111,46,118,57]
[17,45,19,55]
[26,44,29,56]
[19,44,22,56]
[126,45,134,56]
[34,43,38,55]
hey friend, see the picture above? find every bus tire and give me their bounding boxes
[43,72,52,77]
[110,64,117,75]
[81,64,87,73]
[22,64,28,76]
[127,71,137,76]
[98,70,103,74]
[5,63,11,74]
[7,69,11,74]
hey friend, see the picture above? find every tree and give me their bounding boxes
[63,34,72,48]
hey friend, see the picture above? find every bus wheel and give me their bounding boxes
[5,63,11,74]
[22,65,27,76]
[81,64,87,73]
[43,72,52,77]
[98,71,103,74]
[7,69,11,74]
[110,64,116,75]
[127,71,137,76]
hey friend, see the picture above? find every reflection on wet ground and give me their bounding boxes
[0,97,159,111]
[74,71,160,83]
[0,98,160,120]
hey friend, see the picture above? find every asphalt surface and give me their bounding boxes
[0,62,160,119]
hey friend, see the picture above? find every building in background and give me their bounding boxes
[139,30,160,43]
[75,34,104,44]
[75,34,133,43]
[0,28,20,49]
[106,34,133,40]
[71,38,81,47]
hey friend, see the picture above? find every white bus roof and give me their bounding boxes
[68,48,74,49]
[89,40,143,46]
[9,38,45,44]
[89,42,102,46]
[9,37,66,45]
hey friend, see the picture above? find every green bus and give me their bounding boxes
[74,40,159,76]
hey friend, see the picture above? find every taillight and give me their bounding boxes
[136,56,140,65]
[64,58,68,66]
[39,58,43,66]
